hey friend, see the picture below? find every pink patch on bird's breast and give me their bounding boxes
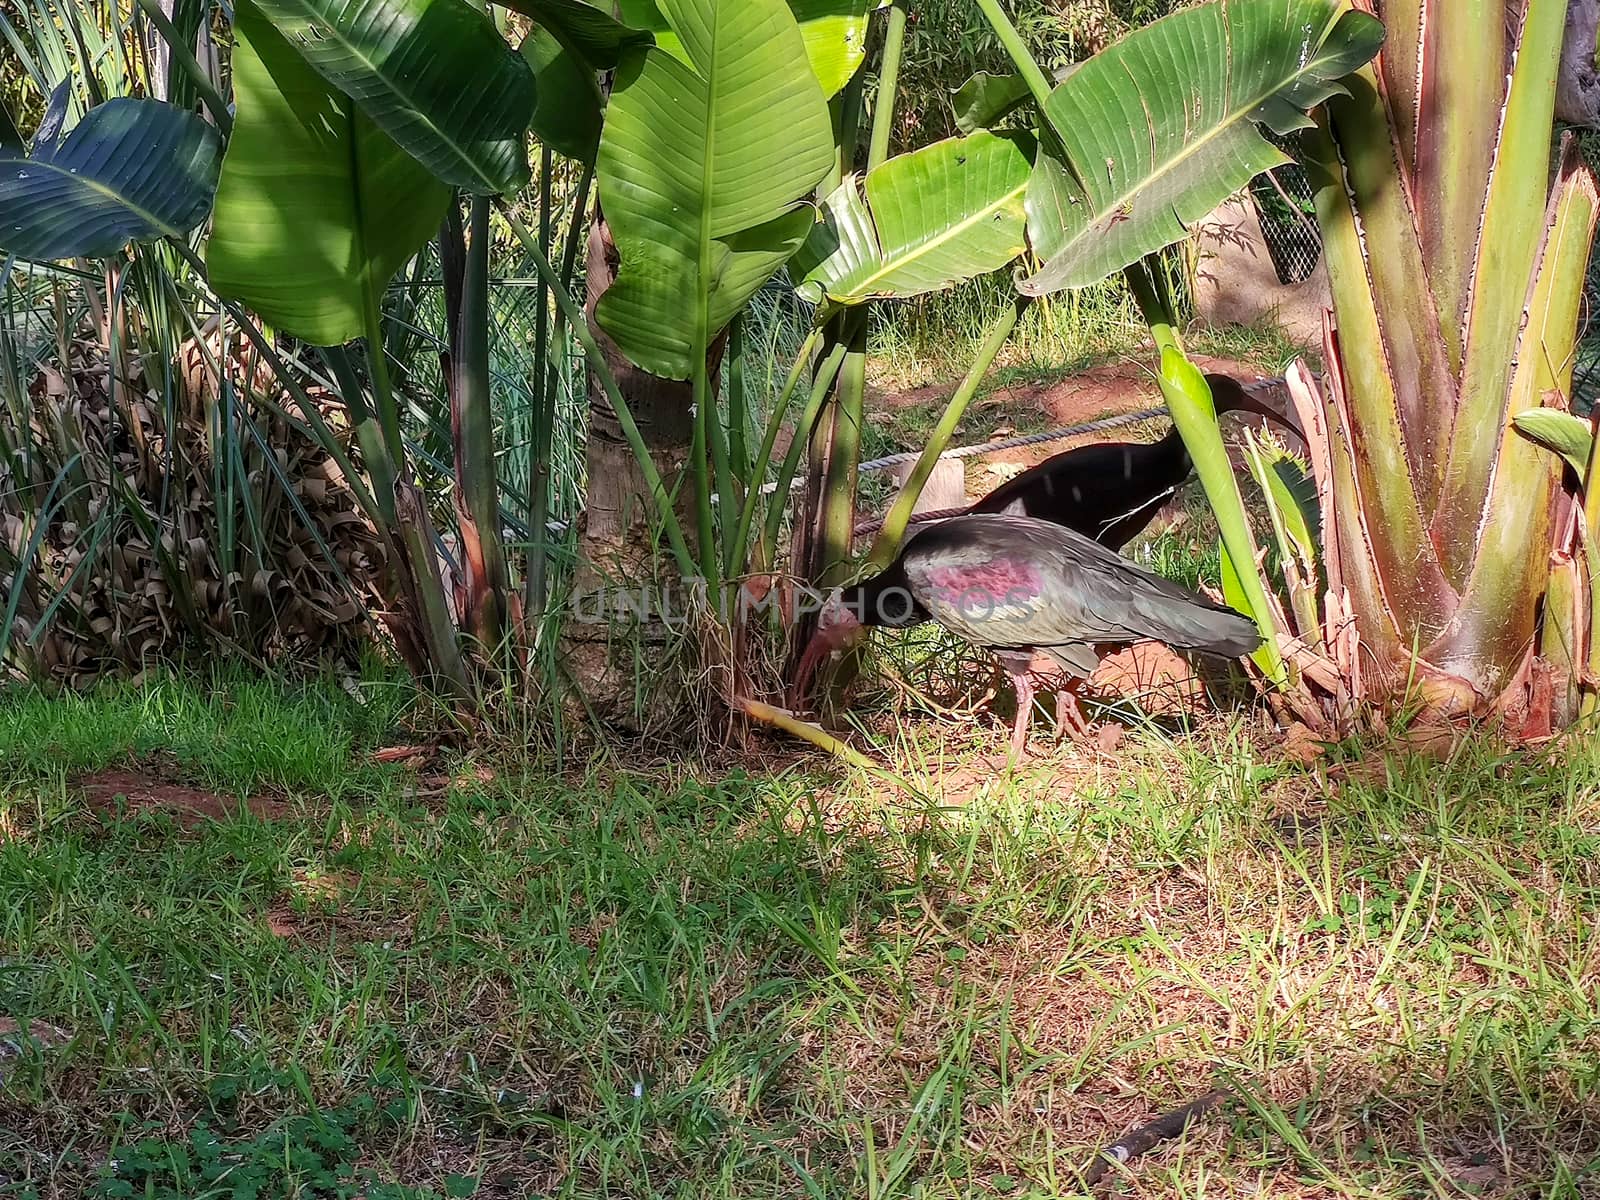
[925,559,1042,603]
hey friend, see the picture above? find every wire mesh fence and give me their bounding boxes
[1248,133,1324,286]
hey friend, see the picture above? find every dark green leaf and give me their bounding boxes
[500,0,650,68]
[520,26,603,161]
[250,0,536,194]
[952,70,1032,134]
[0,98,220,260]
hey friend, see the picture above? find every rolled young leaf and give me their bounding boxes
[0,98,220,260]
[1512,409,1596,478]
[207,0,450,345]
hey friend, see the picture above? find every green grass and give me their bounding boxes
[3,673,1600,1198]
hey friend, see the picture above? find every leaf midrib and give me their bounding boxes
[1043,7,1337,255]
[262,0,500,192]
[845,169,1026,299]
[5,156,184,240]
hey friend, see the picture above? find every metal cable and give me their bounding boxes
[856,405,1167,474]
[538,406,1171,542]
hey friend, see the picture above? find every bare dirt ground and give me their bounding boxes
[75,766,288,826]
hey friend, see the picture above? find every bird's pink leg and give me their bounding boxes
[1007,669,1035,759]
[1055,678,1091,741]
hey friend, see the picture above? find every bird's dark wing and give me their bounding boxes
[902,514,1258,657]
[970,439,1186,547]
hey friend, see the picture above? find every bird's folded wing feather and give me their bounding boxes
[902,516,1244,652]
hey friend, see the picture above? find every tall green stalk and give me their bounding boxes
[452,194,511,653]
[811,0,907,590]
[763,339,851,564]
[866,297,1025,568]
[526,146,555,621]
[726,327,821,575]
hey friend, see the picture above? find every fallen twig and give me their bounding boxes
[1081,1088,1231,1186]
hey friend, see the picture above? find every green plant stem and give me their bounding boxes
[559,163,594,290]
[867,296,1025,568]
[729,327,821,574]
[692,319,722,614]
[867,0,907,171]
[728,315,749,495]
[1157,347,1288,686]
[527,146,555,621]
[971,0,1054,111]
[823,67,867,195]
[133,0,232,136]
[708,388,738,582]
[1583,417,1600,719]
[322,344,397,523]
[818,313,868,587]
[453,194,509,650]
[1126,255,1182,352]
[363,285,404,469]
[762,339,850,563]
[809,8,907,592]
[498,204,697,579]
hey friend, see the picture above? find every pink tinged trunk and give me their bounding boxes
[1374,0,1424,173]
[1425,138,1600,692]
[1436,0,1567,581]
[1411,0,1507,372]
[1302,113,1454,660]
[1325,69,1460,514]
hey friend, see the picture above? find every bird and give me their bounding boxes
[792,513,1261,757]
[968,375,1300,550]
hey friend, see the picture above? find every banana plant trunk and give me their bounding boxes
[564,213,725,731]
[1302,0,1600,722]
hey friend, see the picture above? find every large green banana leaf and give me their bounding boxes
[793,131,1033,307]
[629,0,876,98]
[0,98,221,260]
[250,0,535,194]
[1022,0,1383,293]
[595,0,833,379]
[207,0,450,344]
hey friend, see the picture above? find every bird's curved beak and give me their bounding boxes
[1232,379,1304,441]
[789,610,863,711]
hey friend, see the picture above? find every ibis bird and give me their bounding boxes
[969,375,1299,550]
[793,513,1260,756]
